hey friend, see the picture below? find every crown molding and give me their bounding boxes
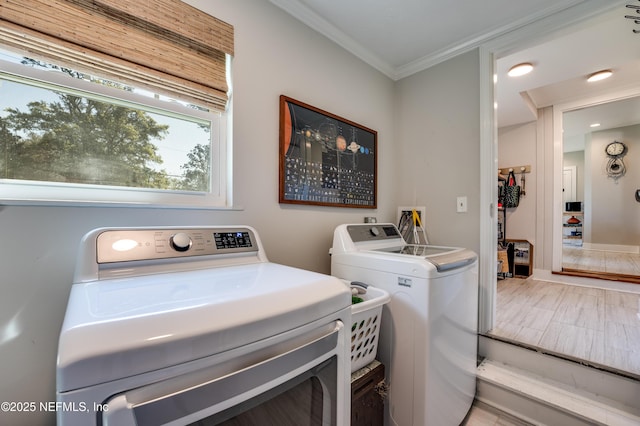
[268,0,396,78]
[271,0,622,81]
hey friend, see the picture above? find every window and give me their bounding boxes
[0,53,227,206]
[0,0,233,207]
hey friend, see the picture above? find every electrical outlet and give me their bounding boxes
[457,196,467,213]
[397,206,426,226]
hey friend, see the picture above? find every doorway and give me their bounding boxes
[480,1,640,378]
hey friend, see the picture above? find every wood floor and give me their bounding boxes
[489,277,640,377]
[563,246,640,277]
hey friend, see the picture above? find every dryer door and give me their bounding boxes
[101,321,347,426]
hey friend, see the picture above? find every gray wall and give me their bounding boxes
[0,2,396,424]
[0,1,482,425]
[394,51,481,254]
[588,124,640,246]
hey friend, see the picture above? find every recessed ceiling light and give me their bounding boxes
[587,70,612,82]
[590,123,601,128]
[507,63,533,77]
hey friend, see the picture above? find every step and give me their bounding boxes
[479,335,640,407]
[477,336,640,426]
[477,359,640,426]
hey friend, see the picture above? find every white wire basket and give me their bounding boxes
[350,286,390,373]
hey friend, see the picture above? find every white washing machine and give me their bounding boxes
[57,226,351,425]
[331,223,478,426]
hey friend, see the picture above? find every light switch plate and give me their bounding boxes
[457,196,467,213]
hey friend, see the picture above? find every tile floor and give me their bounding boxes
[461,401,532,426]
[489,277,640,377]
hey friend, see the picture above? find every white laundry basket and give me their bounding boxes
[350,286,390,372]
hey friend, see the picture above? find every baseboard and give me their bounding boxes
[532,268,640,293]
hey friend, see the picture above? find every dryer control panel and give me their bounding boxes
[95,227,259,263]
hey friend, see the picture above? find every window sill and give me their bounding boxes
[0,198,244,211]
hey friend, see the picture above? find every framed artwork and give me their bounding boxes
[279,95,377,208]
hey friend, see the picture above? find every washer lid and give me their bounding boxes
[373,245,477,272]
[57,262,349,392]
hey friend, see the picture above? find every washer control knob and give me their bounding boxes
[370,226,380,237]
[170,232,192,252]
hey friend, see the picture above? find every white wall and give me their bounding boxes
[0,1,398,424]
[588,124,640,246]
[394,50,481,254]
[498,121,537,247]
[190,0,399,271]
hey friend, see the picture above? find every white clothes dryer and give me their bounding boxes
[331,223,478,426]
[57,226,351,426]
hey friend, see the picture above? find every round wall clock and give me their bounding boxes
[605,141,627,157]
[605,141,627,181]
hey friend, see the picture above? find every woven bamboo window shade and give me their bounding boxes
[0,0,234,112]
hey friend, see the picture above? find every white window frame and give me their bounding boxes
[0,57,231,209]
